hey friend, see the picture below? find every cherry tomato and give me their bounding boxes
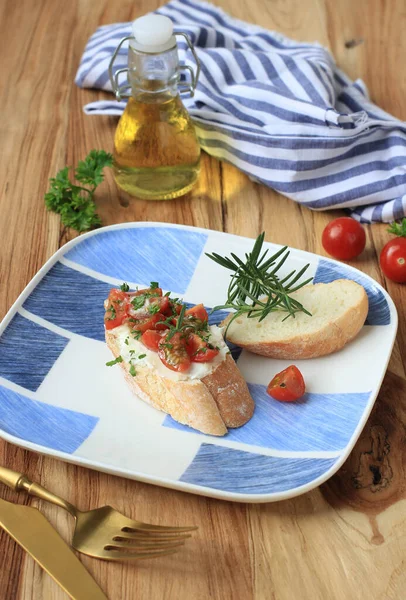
[171,304,209,329]
[129,312,166,334]
[162,300,183,324]
[128,294,170,319]
[169,301,183,316]
[129,287,163,297]
[158,332,191,373]
[185,304,209,322]
[150,295,170,314]
[380,237,406,282]
[160,298,177,316]
[141,329,165,351]
[165,300,184,318]
[186,333,219,362]
[154,316,170,330]
[322,217,366,260]
[267,365,305,402]
[104,289,130,330]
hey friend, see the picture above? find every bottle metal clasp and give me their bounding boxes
[175,33,201,97]
[108,36,133,101]
[108,32,201,101]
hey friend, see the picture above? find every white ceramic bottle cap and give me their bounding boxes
[131,14,176,53]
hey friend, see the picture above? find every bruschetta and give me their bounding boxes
[104,283,254,436]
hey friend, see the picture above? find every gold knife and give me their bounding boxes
[0,497,108,600]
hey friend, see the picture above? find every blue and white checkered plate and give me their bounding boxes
[0,223,397,503]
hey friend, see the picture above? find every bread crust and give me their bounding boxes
[105,330,254,435]
[223,281,369,359]
[201,355,254,427]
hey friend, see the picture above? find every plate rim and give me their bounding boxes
[0,221,398,503]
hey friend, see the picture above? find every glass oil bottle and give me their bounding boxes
[109,15,201,200]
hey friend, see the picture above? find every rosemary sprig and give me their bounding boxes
[206,232,313,333]
[166,304,187,340]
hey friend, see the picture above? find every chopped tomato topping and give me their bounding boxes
[106,285,219,372]
[129,312,166,334]
[153,295,170,314]
[171,303,209,330]
[161,299,182,317]
[141,329,166,351]
[186,333,219,363]
[169,301,183,315]
[154,315,170,330]
[104,289,130,330]
[158,332,191,373]
[185,304,209,322]
[128,293,170,320]
[129,287,163,298]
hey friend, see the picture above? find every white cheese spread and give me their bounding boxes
[113,323,228,382]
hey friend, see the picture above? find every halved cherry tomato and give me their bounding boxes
[186,333,219,362]
[104,289,130,330]
[158,332,191,373]
[164,299,182,317]
[141,329,165,351]
[322,217,366,260]
[159,301,181,324]
[154,315,170,330]
[171,303,209,329]
[185,304,209,322]
[129,312,166,334]
[152,295,170,314]
[267,365,305,402]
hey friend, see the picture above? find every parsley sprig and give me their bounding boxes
[44,150,113,232]
[206,232,313,333]
[388,218,406,237]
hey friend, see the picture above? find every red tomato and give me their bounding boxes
[149,295,170,315]
[380,237,406,282]
[128,295,169,319]
[158,332,191,373]
[129,287,163,297]
[104,289,130,330]
[154,316,170,330]
[186,333,219,363]
[166,300,182,316]
[322,217,366,260]
[267,365,305,402]
[129,312,166,334]
[171,304,209,330]
[141,329,165,351]
[185,304,209,322]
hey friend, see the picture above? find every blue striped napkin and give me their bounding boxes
[76,0,406,223]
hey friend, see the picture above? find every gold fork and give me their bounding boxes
[0,466,196,561]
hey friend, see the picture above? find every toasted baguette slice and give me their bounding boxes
[105,330,254,437]
[222,280,368,360]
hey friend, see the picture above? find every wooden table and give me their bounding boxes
[1,0,406,598]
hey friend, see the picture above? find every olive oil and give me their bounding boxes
[109,14,202,201]
[113,93,200,200]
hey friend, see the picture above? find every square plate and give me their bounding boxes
[0,223,397,502]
